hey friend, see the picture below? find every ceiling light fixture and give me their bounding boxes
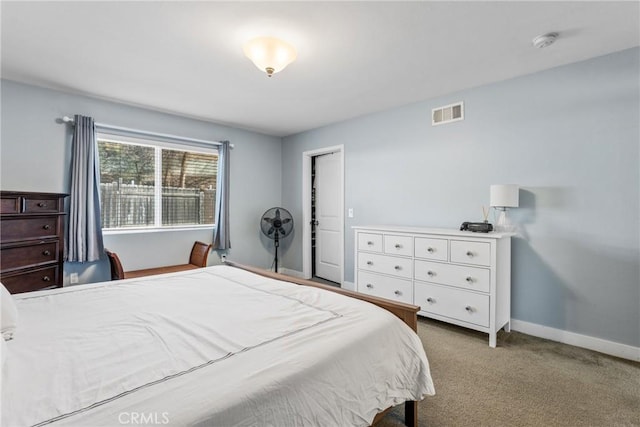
[243,37,297,77]
[532,32,558,49]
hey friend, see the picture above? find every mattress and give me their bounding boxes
[1,265,434,426]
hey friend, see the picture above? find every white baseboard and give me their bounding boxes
[510,319,640,362]
[342,281,355,291]
[278,268,306,279]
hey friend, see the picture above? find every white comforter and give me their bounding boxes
[2,266,434,426]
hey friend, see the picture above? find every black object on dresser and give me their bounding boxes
[1,191,68,294]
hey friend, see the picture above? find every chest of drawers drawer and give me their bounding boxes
[1,265,59,294]
[450,240,491,266]
[1,217,60,242]
[357,270,413,304]
[357,232,383,253]
[22,196,64,213]
[0,196,20,214]
[358,252,412,279]
[1,240,60,272]
[383,234,413,257]
[415,259,490,293]
[414,237,448,261]
[415,282,490,327]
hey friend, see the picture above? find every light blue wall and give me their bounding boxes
[1,80,282,284]
[281,48,640,348]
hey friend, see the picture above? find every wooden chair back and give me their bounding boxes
[189,241,212,267]
[105,249,126,280]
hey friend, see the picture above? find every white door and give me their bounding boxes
[314,153,342,283]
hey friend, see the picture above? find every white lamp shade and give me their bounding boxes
[243,37,297,76]
[490,184,519,208]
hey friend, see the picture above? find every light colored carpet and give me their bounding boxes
[378,318,640,427]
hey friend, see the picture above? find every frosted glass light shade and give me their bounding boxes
[490,184,519,208]
[243,37,297,77]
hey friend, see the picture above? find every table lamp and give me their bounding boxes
[490,184,519,232]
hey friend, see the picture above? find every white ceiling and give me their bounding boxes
[2,1,638,137]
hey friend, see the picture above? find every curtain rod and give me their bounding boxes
[61,116,233,148]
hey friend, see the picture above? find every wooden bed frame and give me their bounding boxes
[224,261,420,427]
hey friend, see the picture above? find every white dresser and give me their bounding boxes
[354,226,512,347]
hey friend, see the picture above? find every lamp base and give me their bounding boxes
[494,208,515,232]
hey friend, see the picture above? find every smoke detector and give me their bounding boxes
[532,32,558,49]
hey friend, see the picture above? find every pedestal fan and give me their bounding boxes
[260,207,294,273]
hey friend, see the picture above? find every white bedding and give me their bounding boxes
[2,266,434,426]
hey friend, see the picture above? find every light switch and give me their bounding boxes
[348,208,354,218]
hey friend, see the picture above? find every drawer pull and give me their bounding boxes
[43,224,51,230]
[42,250,51,256]
[426,297,434,303]
[465,305,473,312]
[366,283,373,289]
[466,251,474,257]
[427,270,435,276]
[427,247,434,253]
[466,276,473,283]
[367,241,374,246]
[37,202,47,208]
[394,243,401,249]
[42,276,51,282]
[394,290,401,296]
[394,265,401,270]
[366,261,373,266]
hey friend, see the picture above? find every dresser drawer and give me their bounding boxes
[415,282,490,327]
[1,265,59,294]
[414,237,448,261]
[0,217,60,242]
[415,259,490,293]
[1,240,59,272]
[22,196,63,213]
[358,252,412,279]
[0,195,20,214]
[450,240,491,266]
[357,271,413,304]
[383,234,413,257]
[357,233,383,253]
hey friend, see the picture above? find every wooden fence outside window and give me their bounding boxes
[100,182,215,228]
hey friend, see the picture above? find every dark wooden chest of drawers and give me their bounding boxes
[1,191,68,294]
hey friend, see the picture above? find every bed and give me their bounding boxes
[1,262,435,426]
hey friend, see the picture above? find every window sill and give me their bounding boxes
[102,225,214,236]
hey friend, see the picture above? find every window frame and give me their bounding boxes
[97,132,219,234]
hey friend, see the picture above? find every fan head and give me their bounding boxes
[260,207,294,240]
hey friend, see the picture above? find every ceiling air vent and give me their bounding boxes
[432,102,464,126]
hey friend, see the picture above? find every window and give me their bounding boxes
[97,133,218,230]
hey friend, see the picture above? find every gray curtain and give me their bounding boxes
[212,141,230,249]
[67,115,104,262]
